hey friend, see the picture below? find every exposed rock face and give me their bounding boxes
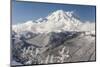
[11,31,96,65]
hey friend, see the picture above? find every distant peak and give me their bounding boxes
[46,10,75,22]
[52,10,65,15]
[48,10,75,18]
[52,10,74,16]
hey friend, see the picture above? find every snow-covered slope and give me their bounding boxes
[11,28,96,65]
[12,10,95,33]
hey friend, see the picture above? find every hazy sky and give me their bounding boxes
[12,0,96,24]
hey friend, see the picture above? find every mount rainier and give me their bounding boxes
[11,10,96,65]
[12,10,95,33]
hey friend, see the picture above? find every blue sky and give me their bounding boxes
[12,0,96,24]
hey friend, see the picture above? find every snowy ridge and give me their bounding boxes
[12,10,95,33]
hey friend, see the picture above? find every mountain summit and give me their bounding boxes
[47,10,74,21]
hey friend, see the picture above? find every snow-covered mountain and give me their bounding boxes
[11,10,96,65]
[12,10,95,33]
